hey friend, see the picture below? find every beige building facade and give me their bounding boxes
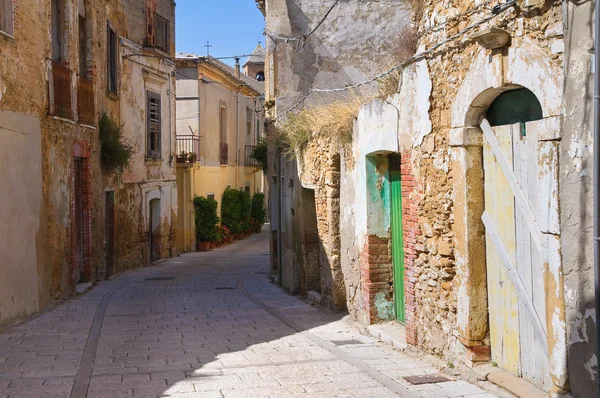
[175,54,266,252]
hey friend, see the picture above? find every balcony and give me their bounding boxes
[245,145,259,167]
[77,76,95,126]
[49,60,73,120]
[176,135,200,164]
[220,142,228,165]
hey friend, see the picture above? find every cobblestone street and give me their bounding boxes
[0,231,503,398]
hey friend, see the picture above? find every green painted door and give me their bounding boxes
[389,154,405,323]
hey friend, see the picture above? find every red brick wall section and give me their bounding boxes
[401,150,420,346]
[360,235,392,324]
[70,141,92,286]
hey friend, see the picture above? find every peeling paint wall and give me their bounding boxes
[562,1,597,396]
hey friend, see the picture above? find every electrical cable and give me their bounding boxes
[274,0,518,120]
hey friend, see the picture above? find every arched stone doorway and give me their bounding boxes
[451,86,567,394]
[449,40,568,394]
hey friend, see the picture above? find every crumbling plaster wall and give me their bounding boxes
[265,0,412,311]
[561,1,597,396]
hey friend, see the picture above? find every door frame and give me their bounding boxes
[389,153,406,323]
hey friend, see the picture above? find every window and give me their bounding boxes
[51,0,61,61]
[207,193,215,202]
[153,13,170,53]
[107,22,118,95]
[246,108,252,136]
[256,120,260,143]
[220,106,227,143]
[0,0,14,36]
[147,91,161,159]
[245,186,250,194]
[256,71,265,82]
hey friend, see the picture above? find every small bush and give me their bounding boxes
[193,196,219,242]
[251,193,267,225]
[221,189,242,234]
[240,191,252,232]
[221,189,253,234]
[99,113,134,173]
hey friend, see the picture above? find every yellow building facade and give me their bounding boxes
[175,53,266,252]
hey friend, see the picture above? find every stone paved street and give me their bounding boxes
[0,231,503,398]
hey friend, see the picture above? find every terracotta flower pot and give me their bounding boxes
[197,241,211,252]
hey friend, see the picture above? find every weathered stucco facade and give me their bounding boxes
[263,0,596,395]
[0,0,177,328]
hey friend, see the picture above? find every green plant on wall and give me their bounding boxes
[99,112,134,173]
[251,193,266,225]
[193,196,219,242]
[250,139,269,173]
[221,189,242,234]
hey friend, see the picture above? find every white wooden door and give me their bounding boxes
[481,119,552,391]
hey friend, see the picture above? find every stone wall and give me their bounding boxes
[0,0,178,327]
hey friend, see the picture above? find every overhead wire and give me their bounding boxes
[264,0,340,42]
[274,0,518,120]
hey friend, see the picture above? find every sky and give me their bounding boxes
[175,0,265,66]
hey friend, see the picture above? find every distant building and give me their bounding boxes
[175,52,266,252]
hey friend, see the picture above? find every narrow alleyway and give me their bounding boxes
[0,232,500,398]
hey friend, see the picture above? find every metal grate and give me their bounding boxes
[214,287,235,290]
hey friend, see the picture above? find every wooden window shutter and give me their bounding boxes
[147,91,161,159]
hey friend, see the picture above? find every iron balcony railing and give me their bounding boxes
[50,60,73,120]
[77,76,95,126]
[176,135,200,163]
[245,145,259,167]
[220,142,229,165]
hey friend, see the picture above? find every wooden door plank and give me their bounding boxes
[480,119,544,253]
[482,211,548,350]
[484,127,520,374]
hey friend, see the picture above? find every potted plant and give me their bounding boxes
[177,151,188,163]
[188,152,198,163]
[251,193,266,233]
[194,196,219,251]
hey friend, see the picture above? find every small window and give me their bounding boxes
[153,13,169,53]
[1,0,14,36]
[207,193,215,202]
[107,22,118,95]
[256,71,265,81]
[220,106,227,143]
[245,186,250,194]
[147,91,161,159]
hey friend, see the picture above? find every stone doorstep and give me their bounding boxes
[75,282,93,294]
[306,290,323,306]
[367,322,408,352]
[486,370,549,398]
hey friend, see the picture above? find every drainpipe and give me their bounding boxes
[594,0,600,395]
[236,89,241,189]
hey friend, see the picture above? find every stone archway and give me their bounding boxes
[449,40,568,393]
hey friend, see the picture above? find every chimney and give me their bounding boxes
[234,57,240,79]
